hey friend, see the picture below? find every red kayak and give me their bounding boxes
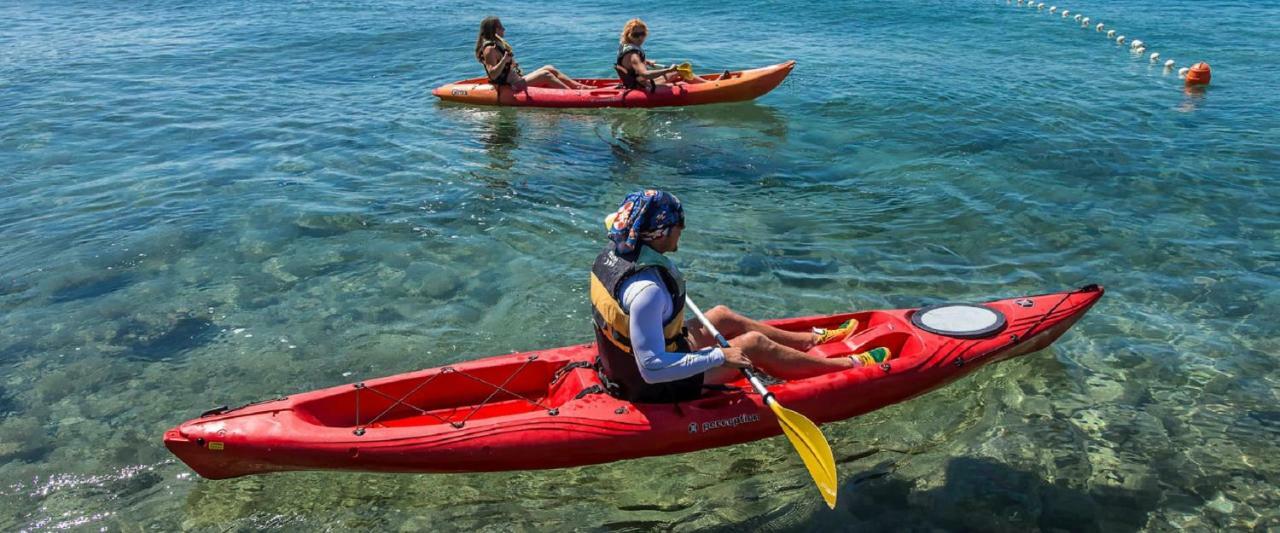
[431,61,794,108]
[164,285,1102,479]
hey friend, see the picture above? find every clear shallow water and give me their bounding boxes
[1,0,1277,530]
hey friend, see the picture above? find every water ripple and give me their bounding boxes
[0,0,1277,530]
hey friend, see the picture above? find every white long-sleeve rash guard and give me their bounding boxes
[619,269,725,384]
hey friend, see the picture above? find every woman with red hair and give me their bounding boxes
[614,18,709,90]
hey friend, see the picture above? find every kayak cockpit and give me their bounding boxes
[802,311,924,363]
[289,311,934,431]
[447,69,738,92]
[289,307,974,433]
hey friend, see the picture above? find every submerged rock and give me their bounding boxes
[405,263,462,300]
[0,383,16,417]
[736,254,770,276]
[113,315,219,360]
[294,212,374,238]
[0,416,50,462]
[47,273,133,303]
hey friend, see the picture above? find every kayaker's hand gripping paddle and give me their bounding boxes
[685,296,838,509]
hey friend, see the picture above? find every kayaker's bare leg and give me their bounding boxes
[656,71,708,85]
[524,65,590,89]
[522,67,569,89]
[704,331,853,382]
[546,66,592,89]
[687,305,814,351]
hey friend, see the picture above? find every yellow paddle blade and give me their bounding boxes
[675,62,695,82]
[768,400,838,509]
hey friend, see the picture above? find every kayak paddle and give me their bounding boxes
[674,62,696,82]
[684,296,838,509]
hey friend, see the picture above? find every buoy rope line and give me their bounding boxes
[1004,0,1211,87]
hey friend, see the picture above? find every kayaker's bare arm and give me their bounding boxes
[627,54,674,80]
[482,46,511,78]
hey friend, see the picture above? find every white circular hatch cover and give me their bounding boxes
[911,304,1007,338]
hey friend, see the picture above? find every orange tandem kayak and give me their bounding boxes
[431,61,795,108]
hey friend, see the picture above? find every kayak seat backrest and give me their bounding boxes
[544,359,607,406]
[293,358,565,428]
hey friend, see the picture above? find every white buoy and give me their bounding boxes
[1107,30,1116,38]
[1178,67,1190,77]
[1164,59,1175,68]
[1082,17,1090,27]
[1097,23,1105,32]
[1049,6,1057,13]
[1131,39,1144,49]
[1135,47,1146,55]
[1038,2,1045,9]
[1074,14,1082,22]
[1150,52,1160,62]
[1062,10,1070,18]
[1117,35,1126,45]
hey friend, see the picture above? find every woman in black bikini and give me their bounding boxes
[476,16,589,91]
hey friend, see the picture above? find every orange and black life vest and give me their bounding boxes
[589,244,701,402]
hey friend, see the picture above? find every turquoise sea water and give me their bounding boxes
[2,0,1278,530]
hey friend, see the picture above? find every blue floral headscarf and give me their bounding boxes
[606,189,684,254]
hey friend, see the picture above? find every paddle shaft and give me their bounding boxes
[684,295,840,509]
[683,297,775,403]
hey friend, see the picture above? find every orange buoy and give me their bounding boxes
[1185,62,1211,86]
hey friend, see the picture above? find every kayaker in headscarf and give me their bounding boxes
[476,16,589,91]
[589,189,891,403]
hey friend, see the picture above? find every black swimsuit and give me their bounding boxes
[479,40,520,86]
